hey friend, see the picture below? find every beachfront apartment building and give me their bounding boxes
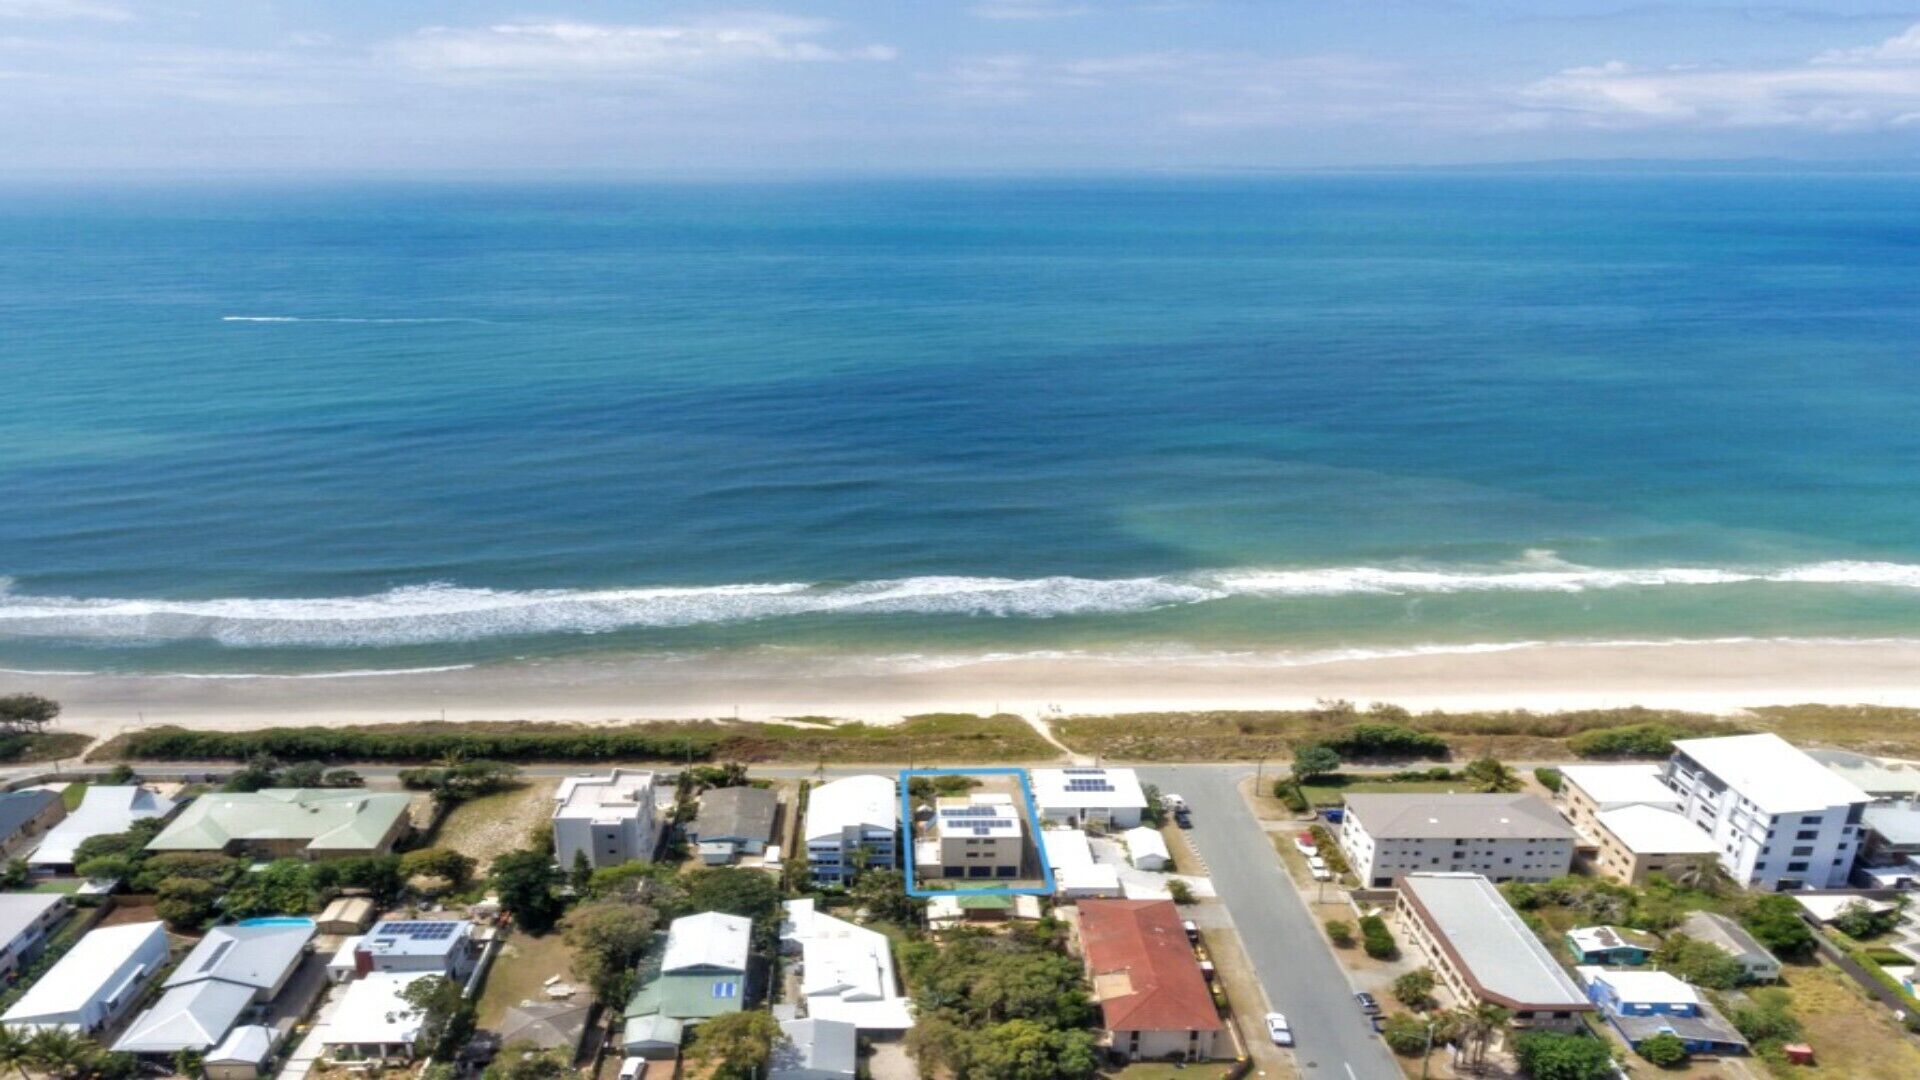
[920,793,1024,881]
[1030,768,1148,830]
[552,769,662,870]
[1558,764,1718,885]
[805,775,897,885]
[1395,873,1593,1031]
[1662,733,1870,890]
[1340,793,1576,889]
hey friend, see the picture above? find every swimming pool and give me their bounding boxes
[234,916,317,928]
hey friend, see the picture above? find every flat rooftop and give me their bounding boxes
[1559,764,1681,809]
[1346,792,1575,841]
[1671,733,1869,814]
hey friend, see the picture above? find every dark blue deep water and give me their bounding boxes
[7,174,1920,673]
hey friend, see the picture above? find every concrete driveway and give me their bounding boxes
[1139,765,1403,1080]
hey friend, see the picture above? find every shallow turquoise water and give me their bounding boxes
[5,174,1920,674]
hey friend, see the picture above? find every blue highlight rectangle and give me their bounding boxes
[900,766,1055,898]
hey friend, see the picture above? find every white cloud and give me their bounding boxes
[968,2,1094,20]
[0,0,128,21]
[389,16,896,80]
[1523,21,1920,130]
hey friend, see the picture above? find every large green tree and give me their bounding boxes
[1511,1031,1615,1080]
[1742,895,1816,959]
[491,849,566,933]
[685,1011,782,1080]
[562,901,660,1004]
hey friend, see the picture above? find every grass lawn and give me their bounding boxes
[1104,1064,1241,1079]
[430,778,559,868]
[60,782,87,811]
[7,733,92,765]
[476,929,579,1029]
[28,879,81,894]
[1754,962,1920,1079]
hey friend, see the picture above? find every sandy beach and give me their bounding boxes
[10,637,1920,741]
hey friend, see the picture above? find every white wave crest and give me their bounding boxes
[3,559,1919,648]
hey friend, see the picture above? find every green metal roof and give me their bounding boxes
[955,894,1013,910]
[146,789,412,853]
[621,933,745,1022]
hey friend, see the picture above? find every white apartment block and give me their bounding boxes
[923,793,1024,881]
[1341,793,1576,889]
[1029,768,1148,830]
[553,769,663,870]
[1663,733,1870,891]
[805,775,898,885]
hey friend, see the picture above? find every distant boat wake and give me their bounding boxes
[2,559,1919,648]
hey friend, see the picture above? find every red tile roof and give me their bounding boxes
[1077,899,1223,1034]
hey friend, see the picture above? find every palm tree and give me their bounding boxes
[28,1028,98,1080]
[1455,1003,1510,1070]
[0,1025,33,1080]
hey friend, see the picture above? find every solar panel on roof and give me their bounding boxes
[1062,768,1105,775]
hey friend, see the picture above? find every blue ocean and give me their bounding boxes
[6,174,1920,676]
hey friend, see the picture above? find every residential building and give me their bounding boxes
[1859,801,1920,886]
[354,920,478,980]
[1565,925,1656,966]
[1663,733,1870,890]
[552,770,662,871]
[771,1017,857,1080]
[1677,912,1780,983]
[1807,748,1920,801]
[117,919,316,1056]
[804,775,897,885]
[1,921,169,1033]
[322,972,432,1063]
[926,893,1044,932]
[146,789,413,860]
[204,1025,278,1080]
[0,895,67,981]
[1395,874,1593,1030]
[204,1025,277,1080]
[29,786,178,870]
[1030,768,1148,830]
[1077,899,1223,1062]
[497,1002,592,1058]
[621,912,754,1056]
[0,790,65,860]
[1340,793,1576,888]
[1579,968,1748,1057]
[780,899,914,1032]
[1590,804,1719,886]
[1122,826,1170,871]
[920,793,1024,880]
[687,786,777,863]
[1559,764,1682,830]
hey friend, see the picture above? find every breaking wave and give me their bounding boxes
[4,559,1920,648]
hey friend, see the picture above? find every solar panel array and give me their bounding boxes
[1062,768,1106,775]
[378,921,461,940]
[1065,778,1114,792]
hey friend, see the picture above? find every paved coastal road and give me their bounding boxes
[1140,765,1401,1080]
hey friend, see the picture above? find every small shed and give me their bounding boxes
[1123,827,1171,872]
[498,1002,592,1059]
[622,1013,685,1060]
[204,1025,278,1080]
[318,896,377,935]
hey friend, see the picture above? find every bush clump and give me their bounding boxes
[1359,914,1397,959]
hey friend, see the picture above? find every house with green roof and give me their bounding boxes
[621,912,753,1059]
[146,789,414,861]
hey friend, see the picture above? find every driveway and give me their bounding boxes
[1139,766,1402,1080]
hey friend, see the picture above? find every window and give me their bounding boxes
[1792,846,1813,857]
[1788,861,1808,872]
[1797,829,1818,840]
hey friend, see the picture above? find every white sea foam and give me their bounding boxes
[3,560,1919,648]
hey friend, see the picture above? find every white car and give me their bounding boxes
[1306,855,1332,881]
[1293,834,1318,857]
[1264,1012,1294,1047]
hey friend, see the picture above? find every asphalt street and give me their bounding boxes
[1141,765,1402,1080]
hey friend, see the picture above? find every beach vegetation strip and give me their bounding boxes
[92,711,1057,765]
[1053,700,1920,761]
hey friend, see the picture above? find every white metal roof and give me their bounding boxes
[662,912,751,974]
[1121,827,1170,865]
[1595,804,1717,855]
[3,921,168,1025]
[1042,828,1094,870]
[29,786,177,867]
[114,980,255,1053]
[780,900,913,1032]
[1029,768,1147,811]
[804,776,896,842]
[1577,967,1700,1007]
[1559,765,1681,810]
[0,895,64,950]
[1401,874,1589,1011]
[206,1024,276,1066]
[168,921,315,991]
[1672,733,1870,814]
[323,973,430,1047]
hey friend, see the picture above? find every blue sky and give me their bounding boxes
[4,1,1920,170]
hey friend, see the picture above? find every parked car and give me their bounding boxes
[1293,833,1318,856]
[1321,807,1345,824]
[1162,793,1189,812]
[1183,919,1200,943]
[1307,855,1331,880]
[1264,1012,1294,1047]
[1354,991,1380,1015]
